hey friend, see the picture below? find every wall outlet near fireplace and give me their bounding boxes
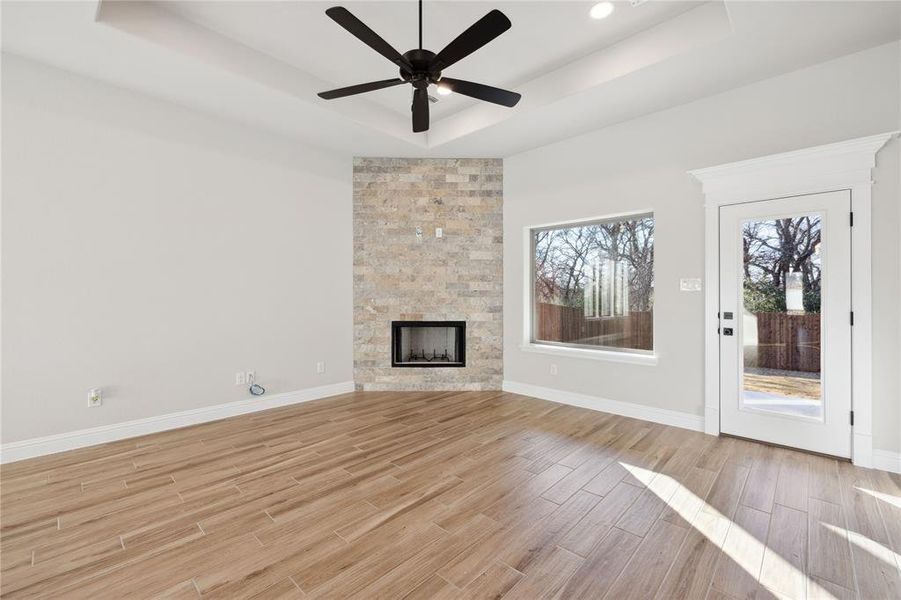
[316,361,326,374]
[550,364,558,376]
[235,372,245,385]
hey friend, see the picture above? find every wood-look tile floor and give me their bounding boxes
[2,391,900,599]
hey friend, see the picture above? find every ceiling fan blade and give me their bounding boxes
[431,9,511,71]
[412,87,430,133]
[438,78,521,107]
[326,7,414,73]
[318,78,406,100]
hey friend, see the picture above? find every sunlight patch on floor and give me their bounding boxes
[823,523,900,569]
[855,485,901,509]
[620,462,839,600]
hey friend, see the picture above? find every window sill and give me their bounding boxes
[518,343,658,366]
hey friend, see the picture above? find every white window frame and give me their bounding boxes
[690,132,897,469]
[522,211,657,366]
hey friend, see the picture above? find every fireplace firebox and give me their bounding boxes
[391,321,466,367]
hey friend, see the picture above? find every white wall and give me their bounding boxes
[504,42,901,453]
[1,55,353,443]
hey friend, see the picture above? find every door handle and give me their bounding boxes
[722,327,734,336]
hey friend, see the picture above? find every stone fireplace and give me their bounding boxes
[353,157,502,391]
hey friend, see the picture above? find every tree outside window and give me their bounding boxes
[532,214,654,353]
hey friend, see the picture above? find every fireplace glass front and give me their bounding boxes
[391,321,466,367]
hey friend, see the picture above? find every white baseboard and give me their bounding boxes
[502,381,901,474]
[502,380,705,432]
[0,381,355,464]
[6,380,894,473]
[872,449,901,474]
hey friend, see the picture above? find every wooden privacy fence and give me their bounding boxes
[536,303,653,350]
[536,304,818,372]
[754,312,821,373]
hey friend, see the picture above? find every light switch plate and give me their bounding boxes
[680,278,702,292]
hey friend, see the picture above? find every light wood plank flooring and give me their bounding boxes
[2,391,900,599]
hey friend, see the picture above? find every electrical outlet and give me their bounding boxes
[550,364,558,376]
[88,388,102,407]
[435,227,443,238]
[235,372,245,385]
[316,361,326,374]
[246,370,256,384]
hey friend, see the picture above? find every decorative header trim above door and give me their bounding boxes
[689,131,898,469]
[690,132,897,205]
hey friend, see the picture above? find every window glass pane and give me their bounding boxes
[741,215,822,419]
[533,215,654,352]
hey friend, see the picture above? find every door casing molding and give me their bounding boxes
[690,132,898,468]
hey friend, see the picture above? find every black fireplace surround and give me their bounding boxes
[391,321,466,368]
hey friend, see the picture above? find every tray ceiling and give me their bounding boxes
[2,1,899,156]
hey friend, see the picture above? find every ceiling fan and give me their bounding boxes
[317,0,521,133]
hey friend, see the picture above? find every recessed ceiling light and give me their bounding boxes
[590,2,615,20]
[436,85,453,96]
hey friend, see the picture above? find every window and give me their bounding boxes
[531,213,654,354]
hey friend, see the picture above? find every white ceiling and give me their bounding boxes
[159,1,703,121]
[2,1,900,157]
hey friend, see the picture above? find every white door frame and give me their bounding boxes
[690,132,897,468]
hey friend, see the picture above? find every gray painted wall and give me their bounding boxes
[504,42,901,453]
[3,41,898,458]
[1,55,353,443]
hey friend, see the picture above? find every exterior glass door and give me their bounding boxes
[719,191,851,457]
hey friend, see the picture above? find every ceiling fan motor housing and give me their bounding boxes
[400,49,440,88]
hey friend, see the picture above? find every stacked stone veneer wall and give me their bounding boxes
[353,157,503,391]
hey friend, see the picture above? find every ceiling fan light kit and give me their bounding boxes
[317,0,522,133]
